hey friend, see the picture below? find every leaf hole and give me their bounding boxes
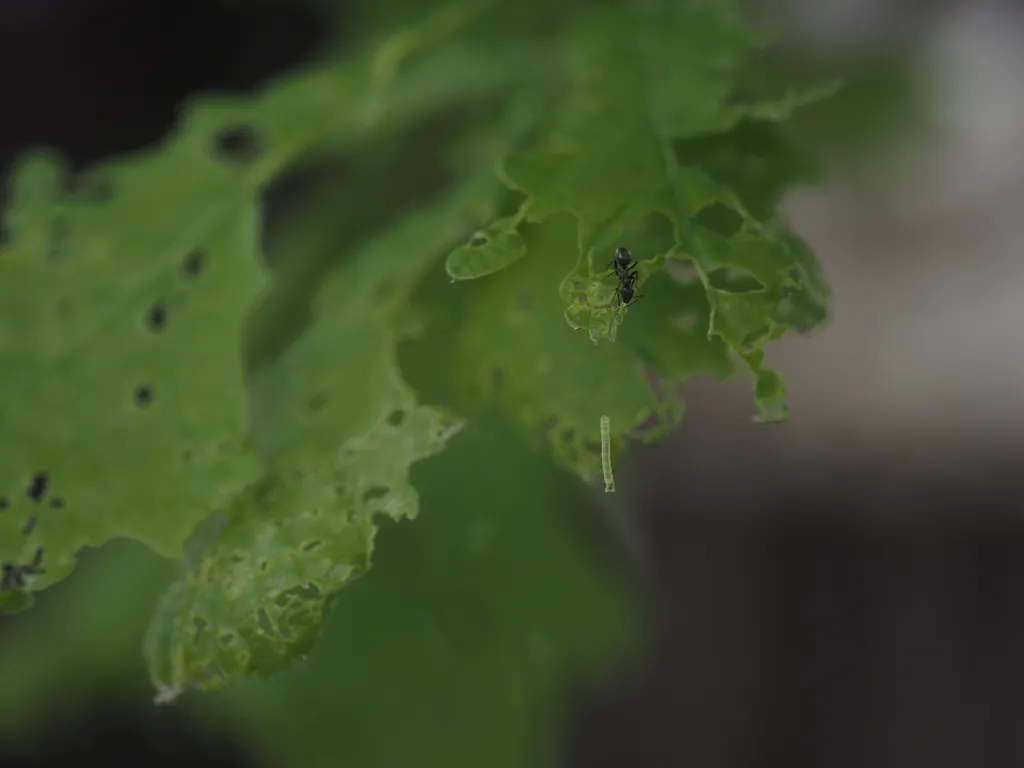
[361,486,389,504]
[23,548,44,575]
[677,313,698,331]
[21,515,36,536]
[26,472,48,503]
[709,266,764,293]
[386,409,405,427]
[257,608,274,635]
[145,301,167,332]
[667,261,699,283]
[181,249,206,278]
[2,563,24,590]
[694,203,743,237]
[134,385,154,407]
[214,124,262,164]
[192,617,207,647]
[301,540,322,552]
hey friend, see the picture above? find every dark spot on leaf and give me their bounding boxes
[470,233,488,246]
[492,367,504,394]
[21,515,36,536]
[260,560,268,571]
[301,540,322,552]
[218,439,233,453]
[584,440,601,454]
[192,617,208,647]
[0,497,7,511]
[386,409,404,427]
[181,249,205,278]
[517,290,534,310]
[31,548,43,569]
[3,564,25,589]
[26,473,48,503]
[219,633,234,647]
[257,608,274,635]
[134,385,154,407]
[0,225,9,248]
[694,203,743,237]
[361,486,389,503]
[230,554,244,563]
[307,393,328,412]
[146,301,167,332]
[49,497,64,509]
[181,449,193,464]
[46,218,71,262]
[214,124,261,163]
[561,427,576,444]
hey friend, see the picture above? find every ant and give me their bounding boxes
[605,246,644,309]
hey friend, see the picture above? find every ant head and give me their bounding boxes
[614,247,632,266]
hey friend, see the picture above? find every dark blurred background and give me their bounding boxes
[4,0,1024,766]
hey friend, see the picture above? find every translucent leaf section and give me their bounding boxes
[456,215,673,480]
[490,0,834,418]
[145,182,494,696]
[445,214,527,281]
[146,402,453,697]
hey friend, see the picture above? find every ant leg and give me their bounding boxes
[626,293,645,307]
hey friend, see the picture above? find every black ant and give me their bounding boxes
[605,247,643,309]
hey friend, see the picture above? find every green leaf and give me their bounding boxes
[0,148,267,593]
[211,415,637,768]
[455,214,669,480]
[144,175,499,696]
[445,214,527,281]
[0,2,528,603]
[145,401,455,698]
[487,1,834,424]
